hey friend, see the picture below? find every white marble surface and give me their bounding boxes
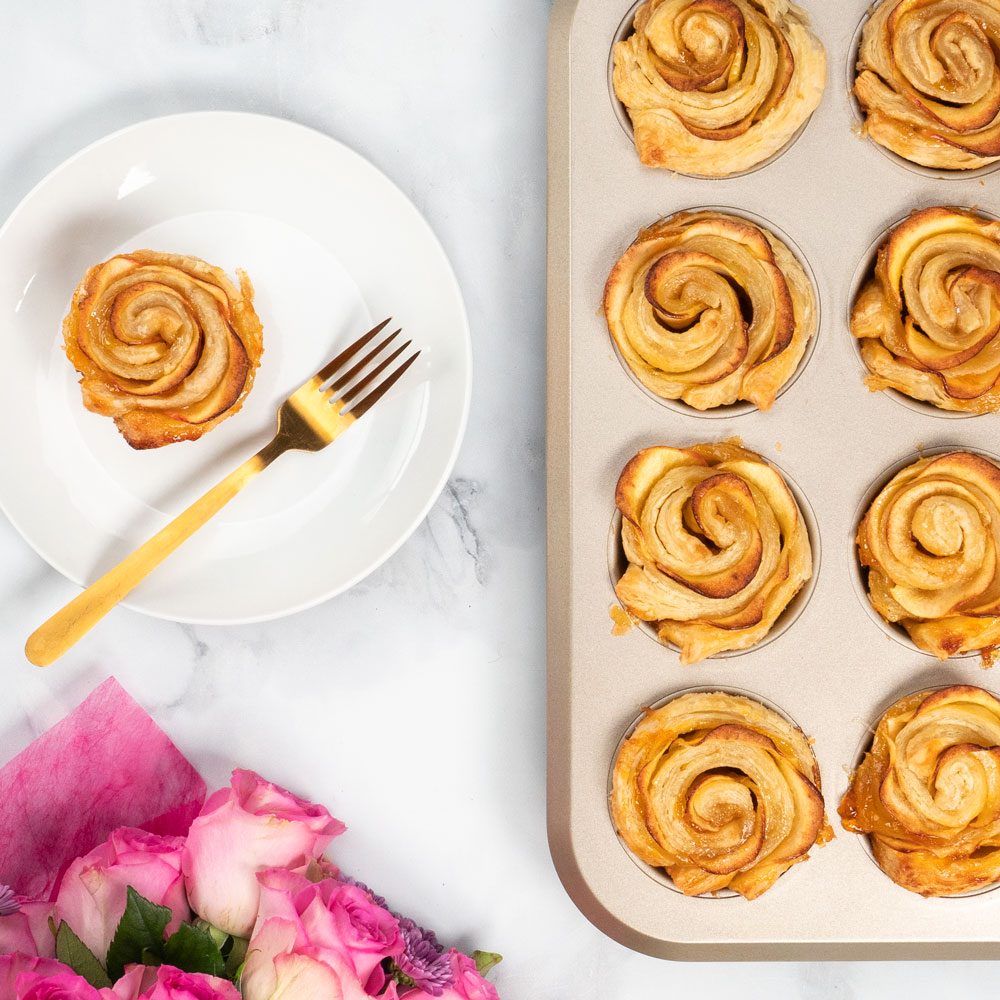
[0,2,991,996]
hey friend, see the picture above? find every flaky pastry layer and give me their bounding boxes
[841,686,1000,895]
[612,691,830,899]
[615,440,812,663]
[605,211,816,411]
[857,450,1000,662]
[852,207,1000,413]
[855,0,1000,171]
[63,250,264,449]
[613,0,827,176]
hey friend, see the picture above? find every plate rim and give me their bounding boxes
[0,110,472,626]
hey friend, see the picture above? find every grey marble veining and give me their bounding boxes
[0,1,993,996]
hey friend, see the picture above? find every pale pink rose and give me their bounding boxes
[240,918,369,1000]
[54,829,188,962]
[182,771,344,937]
[0,903,56,958]
[0,955,67,997]
[249,870,402,984]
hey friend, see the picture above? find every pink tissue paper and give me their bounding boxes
[0,678,206,900]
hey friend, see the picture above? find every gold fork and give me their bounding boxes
[25,319,419,667]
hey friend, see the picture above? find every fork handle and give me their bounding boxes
[25,439,286,667]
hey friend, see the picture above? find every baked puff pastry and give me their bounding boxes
[840,686,1000,896]
[612,0,827,176]
[615,440,812,663]
[855,0,1000,171]
[857,451,1000,663]
[852,207,1000,413]
[604,211,816,411]
[64,251,264,449]
[612,691,830,899]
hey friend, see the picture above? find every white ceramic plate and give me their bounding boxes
[0,112,471,624]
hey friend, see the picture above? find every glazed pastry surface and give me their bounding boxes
[840,686,1000,896]
[63,250,264,449]
[605,211,816,412]
[613,0,827,176]
[852,207,1000,413]
[615,440,812,663]
[855,0,1000,171]
[612,690,830,899]
[857,451,1000,663]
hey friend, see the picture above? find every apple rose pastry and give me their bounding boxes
[63,250,264,449]
[612,691,830,898]
[604,211,816,411]
[615,440,812,663]
[858,451,1000,662]
[612,0,827,176]
[855,0,1000,171]
[852,207,1000,413]
[840,686,1000,896]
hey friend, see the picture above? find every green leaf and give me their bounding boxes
[224,936,249,981]
[55,922,113,989]
[163,923,226,977]
[106,887,171,981]
[473,951,503,977]
[193,918,229,950]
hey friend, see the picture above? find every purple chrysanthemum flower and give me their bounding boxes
[0,885,20,917]
[396,918,453,997]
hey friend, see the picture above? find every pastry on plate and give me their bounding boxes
[852,207,1000,413]
[840,686,1000,896]
[63,250,264,449]
[612,0,827,176]
[611,690,831,899]
[614,440,812,663]
[857,451,1000,663]
[854,0,1000,171]
[604,211,816,412]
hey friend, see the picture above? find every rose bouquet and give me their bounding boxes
[0,682,500,1000]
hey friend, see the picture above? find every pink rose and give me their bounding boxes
[137,966,240,1000]
[398,952,499,1000]
[13,966,139,1000]
[246,870,402,987]
[54,829,189,961]
[182,771,344,937]
[438,951,500,1000]
[0,903,56,958]
[0,955,68,997]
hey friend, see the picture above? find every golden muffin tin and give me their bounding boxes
[547,0,1000,960]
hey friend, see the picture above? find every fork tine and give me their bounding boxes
[345,351,422,419]
[338,340,411,404]
[314,318,392,384]
[327,329,402,394]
